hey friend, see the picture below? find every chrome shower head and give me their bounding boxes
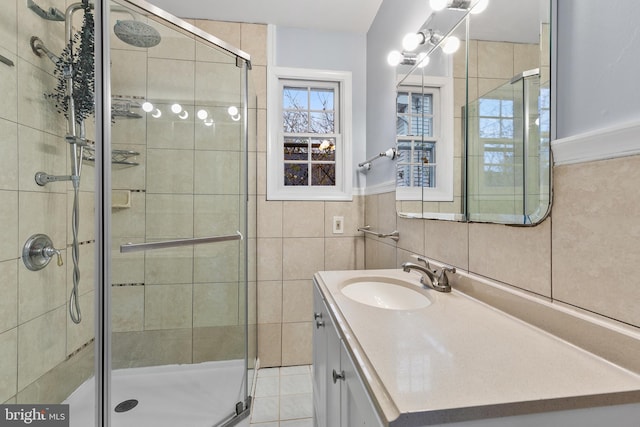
[114,20,161,48]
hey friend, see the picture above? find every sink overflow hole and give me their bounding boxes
[114,399,139,413]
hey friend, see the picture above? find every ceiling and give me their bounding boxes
[149,0,384,34]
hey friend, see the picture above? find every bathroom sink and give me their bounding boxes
[339,278,432,310]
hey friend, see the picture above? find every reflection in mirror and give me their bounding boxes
[394,9,468,220]
[466,0,550,224]
[394,0,552,225]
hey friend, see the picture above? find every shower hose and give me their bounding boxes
[69,172,82,324]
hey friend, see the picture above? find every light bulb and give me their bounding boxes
[179,110,189,120]
[152,108,162,118]
[197,109,208,120]
[402,32,423,52]
[429,0,449,11]
[442,36,461,54]
[171,103,182,114]
[142,101,153,112]
[417,52,430,68]
[470,0,489,14]
[227,106,239,116]
[387,50,403,66]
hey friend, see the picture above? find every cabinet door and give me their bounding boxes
[326,316,342,427]
[340,343,383,427]
[313,284,327,427]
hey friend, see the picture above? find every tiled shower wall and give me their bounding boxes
[0,0,96,404]
[365,153,640,330]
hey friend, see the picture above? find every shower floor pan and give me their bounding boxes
[64,359,249,427]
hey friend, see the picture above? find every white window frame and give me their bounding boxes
[267,67,353,201]
[395,75,454,202]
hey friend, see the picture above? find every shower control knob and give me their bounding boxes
[22,234,63,271]
[43,246,64,267]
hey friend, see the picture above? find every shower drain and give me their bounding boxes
[114,399,139,413]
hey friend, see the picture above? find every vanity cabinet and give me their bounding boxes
[313,282,383,427]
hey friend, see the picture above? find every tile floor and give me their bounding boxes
[249,365,313,426]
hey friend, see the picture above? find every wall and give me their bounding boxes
[365,0,430,190]
[254,26,366,367]
[556,0,640,137]
[364,0,640,331]
[0,0,95,404]
[275,26,367,191]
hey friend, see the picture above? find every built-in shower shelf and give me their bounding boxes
[112,190,132,209]
[83,146,140,166]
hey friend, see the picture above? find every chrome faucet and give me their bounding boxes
[402,257,456,293]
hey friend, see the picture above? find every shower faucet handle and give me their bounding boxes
[43,246,64,267]
[22,234,63,271]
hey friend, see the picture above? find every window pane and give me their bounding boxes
[396,141,412,162]
[284,163,308,186]
[396,164,411,187]
[479,118,501,138]
[310,112,334,133]
[415,142,435,164]
[422,94,433,114]
[479,98,501,117]
[397,93,409,113]
[501,100,514,117]
[500,119,514,138]
[420,165,436,187]
[312,164,335,186]
[411,94,423,114]
[396,116,409,136]
[283,87,308,109]
[311,138,336,161]
[284,137,309,160]
[283,111,308,133]
[412,116,433,137]
[310,88,334,110]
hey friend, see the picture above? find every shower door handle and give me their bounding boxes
[120,231,243,253]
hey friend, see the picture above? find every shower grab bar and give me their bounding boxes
[120,231,243,253]
[357,225,400,242]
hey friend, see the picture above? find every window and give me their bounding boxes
[396,88,437,189]
[268,67,352,200]
[395,75,453,202]
[478,97,517,187]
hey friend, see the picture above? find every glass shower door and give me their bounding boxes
[106,1,251,426]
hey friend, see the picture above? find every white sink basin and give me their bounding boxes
[340,278,432,310]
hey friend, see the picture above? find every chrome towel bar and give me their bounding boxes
[357,225,399,242]
[120,231,242,253]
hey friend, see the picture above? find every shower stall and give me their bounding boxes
[1,0,256,426]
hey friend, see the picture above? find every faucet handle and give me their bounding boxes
[413,255,431,269]
[442,265,456,274]
[437,265,456,288]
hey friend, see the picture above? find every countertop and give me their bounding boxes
[313,269,640,426]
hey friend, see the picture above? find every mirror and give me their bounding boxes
[395,0,551,225]
[395,9,467,220]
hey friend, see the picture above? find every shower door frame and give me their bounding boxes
[93,1,253,426]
